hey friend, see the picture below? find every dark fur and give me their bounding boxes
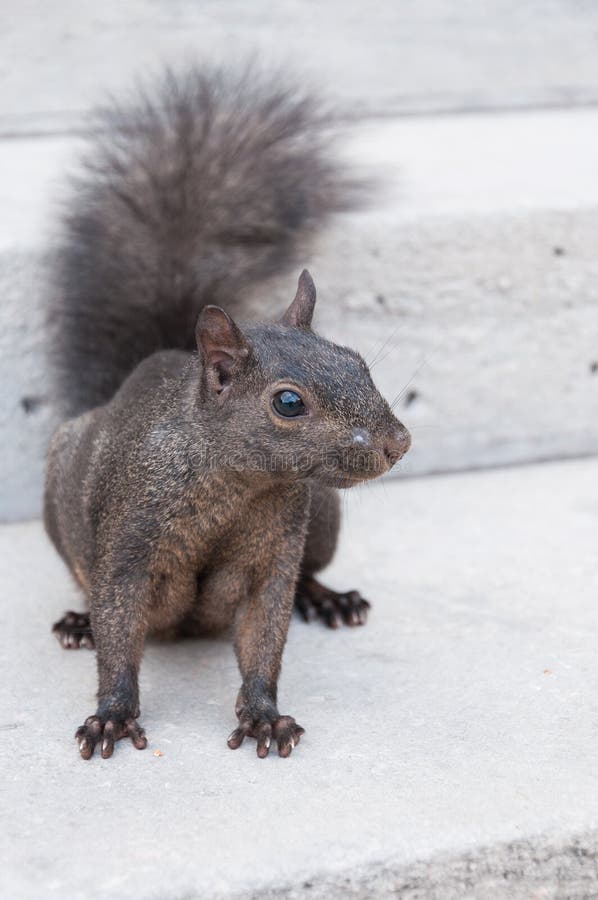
[44,64,410,759]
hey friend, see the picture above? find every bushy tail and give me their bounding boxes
[50,63,354,417]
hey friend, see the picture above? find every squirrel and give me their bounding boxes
[43,63,411,760]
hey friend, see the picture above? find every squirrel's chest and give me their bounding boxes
[160,482,268,560]
[147,490,282,631]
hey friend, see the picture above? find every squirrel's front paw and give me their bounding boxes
[227,714,305,759]
[75,714,147,760]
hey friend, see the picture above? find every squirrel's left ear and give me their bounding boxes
[280,269,316,329]
[196,306,251,399]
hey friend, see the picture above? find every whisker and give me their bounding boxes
[372,341,405,370]
[390,357,430,410]
[365,322,405,370]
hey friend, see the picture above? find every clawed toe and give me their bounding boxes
[274,717,305,758]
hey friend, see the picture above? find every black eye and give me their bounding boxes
[272,389,306,418]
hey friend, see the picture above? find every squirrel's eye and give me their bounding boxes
[272,389,306,418]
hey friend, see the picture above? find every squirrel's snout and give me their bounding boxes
[382,426,411,469]
[349,425,411,474]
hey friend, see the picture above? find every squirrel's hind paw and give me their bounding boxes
[52,611,95,649]
[295,577,370,628]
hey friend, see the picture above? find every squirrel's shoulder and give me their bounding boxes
[113,350,193,403]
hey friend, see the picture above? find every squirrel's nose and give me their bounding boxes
[383,426,411,468]
[351,427,371,448]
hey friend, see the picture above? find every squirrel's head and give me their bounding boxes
[195,270,411,487]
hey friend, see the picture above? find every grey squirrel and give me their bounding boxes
[44,63,411,760]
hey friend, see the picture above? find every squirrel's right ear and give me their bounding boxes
[280,269,316,329]
[196,306,251,399]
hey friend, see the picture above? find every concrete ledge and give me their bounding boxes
[3,206,598,519]
[2,458,598,898]
[3,0,598,123]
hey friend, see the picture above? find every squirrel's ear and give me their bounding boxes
[196,306,251,397]
[280,269,316,329]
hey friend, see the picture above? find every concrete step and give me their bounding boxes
[1,108,597,520]
[2,0,598,129]
[2,457,598,898]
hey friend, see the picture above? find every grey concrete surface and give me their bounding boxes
[1,457,598,898]
[2,108,598,521]
[2,0,598,133]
